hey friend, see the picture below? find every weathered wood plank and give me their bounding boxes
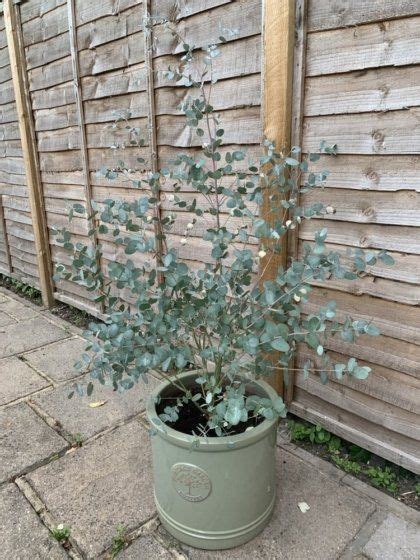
[0,139,23,157]
[28,30,145,91]
[4,0,54,305]
[0,100,17,123]
[295,374,420,440]
[0,170,26,186]
[305,288,420,345]
[31,81,75,110]
[39,150,82,172]
[308,273,420,306]
[25,4,144,70]
[154,35,261,89]
[305,66,420,116]
[152,0,231,20]
[0,78,14,104]
[34,103,78,131]
[156,107,261,147]
[20,0,66,24]
[308,0,420,32]
[25,30,70,70]
[306,17,420,76]
[0,155,24,174]
[296,350,420,413]
[153,0,261,57]
[0,63,12,83]
[303,109,420,155]
[303,188,420,226]
[28,56,72,91]
[290,389,420,473]
[306,155,420,193]
[37,125,81,152]
[22,0,141,46]
[300,219,420,255]
[155,73,261,115]
[301,241,420,285]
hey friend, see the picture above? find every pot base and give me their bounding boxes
[156,491,275,550]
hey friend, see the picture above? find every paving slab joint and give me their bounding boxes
[15,477,85,560]
[339,508,386,560]
[27,398,75,443]
[99,515,160,559]
[154,524,190,559]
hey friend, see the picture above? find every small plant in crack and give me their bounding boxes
[51,523,71,544]
[71,432,85,447]
[110,523,128,558]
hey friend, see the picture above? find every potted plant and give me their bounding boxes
[53,24,393,550]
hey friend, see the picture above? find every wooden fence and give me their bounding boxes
[0,0,419,473]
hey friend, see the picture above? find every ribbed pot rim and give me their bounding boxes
[146,370,279,452]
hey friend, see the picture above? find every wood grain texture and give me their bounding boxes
[308,0,420,31]
[295,373,420,439]
[303,109,420,155]
[307,16,420,77]
[261,0,295,396]
[290,389,420,473]
[305,65,420,116]
[302,188,420,226]
[4,0,54,306]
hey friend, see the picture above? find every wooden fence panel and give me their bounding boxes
[291,0,420,473]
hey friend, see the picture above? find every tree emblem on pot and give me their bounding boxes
[171,463,212,502]
[52,18,394,550]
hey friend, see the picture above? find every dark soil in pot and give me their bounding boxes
[156,384,265,437]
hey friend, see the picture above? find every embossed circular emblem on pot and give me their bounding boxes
[171,463,212,502]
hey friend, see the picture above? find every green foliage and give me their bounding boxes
[51,523,71,543]
[288,420,341,452]
[110,523,128,558]
[331,456,362,474]
[71,433,84,447]
[0,274,41,301]
[365,466,398,494]
[53,21,393,438]
[348,444,372,463]
[415,482,420,496]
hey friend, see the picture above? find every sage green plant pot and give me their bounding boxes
[146,371,278,550]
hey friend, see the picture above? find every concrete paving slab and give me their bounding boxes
[23,337,88,382]
[0,309,17,327]
[119,535,173,559]
[31,373,161,439]
[363,512,420,560]
[0,402,67,483]
[0,316,68,358]
[0,356,50,405]
[26,421,155,559]
[0,484,68,560]
[0,297,40,320]
[182,449,376,560]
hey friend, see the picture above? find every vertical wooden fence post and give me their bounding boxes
[261,0,295,396]
[144,0,165,281]
[286,0,308,404]
[0,195,12,273]
[67,0,105,313]
[4,0,55,307]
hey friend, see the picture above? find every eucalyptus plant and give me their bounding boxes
[53,21,393,437]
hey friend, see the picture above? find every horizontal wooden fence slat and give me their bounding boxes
[305,65,420,116]
[299,219,420,254]
[306,155,420,193]
[302,188,420,227]
[308,0,420,32]
[306,16,420,76]
[303,109,420,155]
[290,389,420,473]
